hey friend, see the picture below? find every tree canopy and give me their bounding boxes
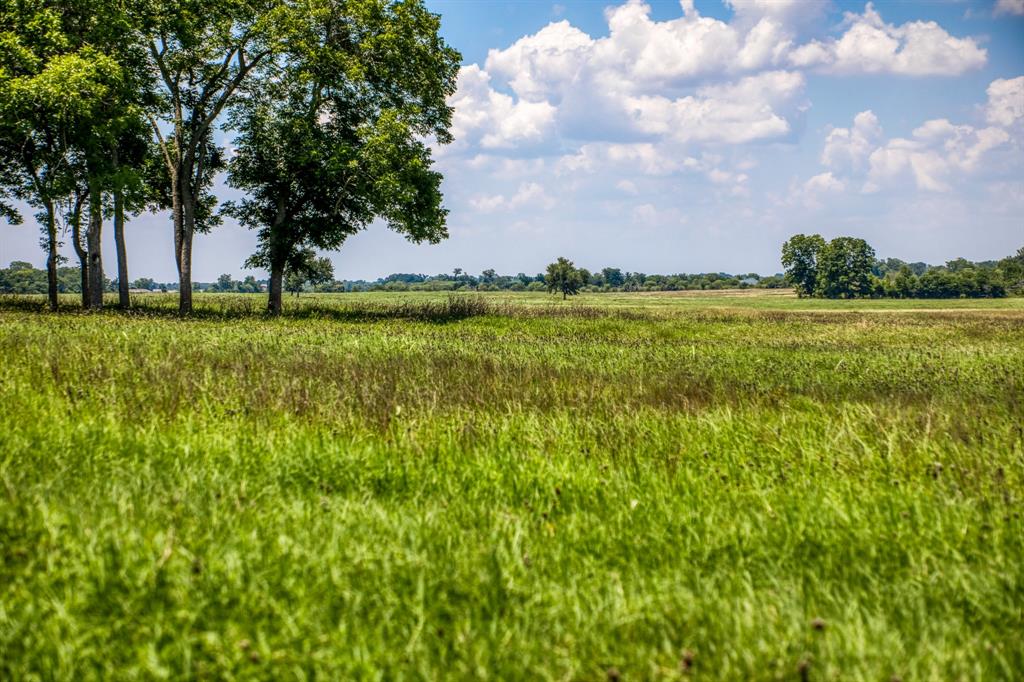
[226,0,460,313]
[546,257,584,300]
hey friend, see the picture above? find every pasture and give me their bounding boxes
[1,291,1022,680]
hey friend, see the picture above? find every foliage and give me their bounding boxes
[0,261,84,293]
[225,0,460,313]
[815,236,875,299]
[284,249,333,295]
[783,235,1016,299]
[545,256,584,299]
[780,233,826,297]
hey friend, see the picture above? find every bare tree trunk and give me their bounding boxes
[71,195,89,308]
[176,173,193,314]
[268,263,284,315]
[44,202,58,312]
[86,182,104,310]
[114,188,129,308]
[113,148,130,309]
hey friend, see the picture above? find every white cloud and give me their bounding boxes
[725,0,830,27]
[790,3,986,76]
[556,143,686,176]
[985,77,1024,127]
[994,0,1024,16]
[805,171,845,194]
[448,65,557,150]
[470,182,556,213]
[822,110,883,171]
[484,21,592,102]
[622,70,805,144]
[631,202,683,226]
[812,80,1017,198]
[865,120,1010,192]
[450,2,982,160]
[616,179,639,195]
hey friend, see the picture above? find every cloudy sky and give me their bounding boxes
[2,0,1023,281]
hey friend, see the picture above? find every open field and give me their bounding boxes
[1,291,1022,680]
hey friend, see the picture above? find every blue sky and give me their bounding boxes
[3,0,1023,281]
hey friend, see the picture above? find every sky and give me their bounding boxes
[2,0,1023,281]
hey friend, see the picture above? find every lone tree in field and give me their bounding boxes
[225,0,460,315]
[546,257,584,300]
[781,233,826,297]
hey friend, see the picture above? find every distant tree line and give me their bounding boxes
[304,267,787,293]
[9,244,1022,299]
[782,235,1024,299]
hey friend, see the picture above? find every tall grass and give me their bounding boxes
[1,293,1021,680]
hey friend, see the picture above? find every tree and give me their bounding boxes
[780,233,826,297]
[225,0,460,315]
[998,246,1024,295]
[546,257,583,300]
[144,0,286,314]
[481,269,497,283]
[602,267,624,288]
[1,0,153,311]
[815,237,876,299]
[283,249,333,297]
[892,265,916,299]
[215,273,235,292]
[0,2,120,310]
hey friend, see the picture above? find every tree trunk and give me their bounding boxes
[114,189,129,308]
[175,173,193,314]
[86,182,104,310]
[113,146,130,309]
[44,202,58,312]
[268,263,284,315]
[71,195,89,308]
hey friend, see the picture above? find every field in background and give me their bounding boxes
[1,291,1022,679]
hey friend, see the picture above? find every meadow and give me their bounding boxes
[1,291,1022,680]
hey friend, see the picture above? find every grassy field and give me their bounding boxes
[1,291,1022,680]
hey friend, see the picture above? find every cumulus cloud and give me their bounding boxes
[483,21,592,102]
[822,110,883,171]
[994,0,1024,16]
[865,120,1010,192]
[622,71,805,144]
[985,77,1024,128]
[469,182,556,213]
[616,179,639,195]
[725,0,830,27]
[790,3,986,76]
[804,172,845,193]
[448,66,557,150]
[557,143,686,176]
[450,1,984,162]
[810,80,1018,198]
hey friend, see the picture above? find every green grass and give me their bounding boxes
[1,291,1022,680]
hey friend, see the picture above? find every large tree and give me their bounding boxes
[781,233,826,298]
[1,0,152,310]
[0,2,120,310]
[226,0,460,314]
[815,236,876,299]
[144,0,286,314]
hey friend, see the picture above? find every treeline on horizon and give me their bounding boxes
[4,242,1023,298]
[781,235,1024,299]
